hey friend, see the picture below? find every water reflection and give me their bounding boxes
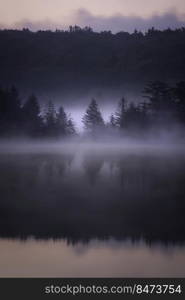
[0,147,184,245]
[0,238,185,277]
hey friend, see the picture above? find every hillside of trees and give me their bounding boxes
[0,80,185,138]
[0,27,185,93]
[0,86,76,138]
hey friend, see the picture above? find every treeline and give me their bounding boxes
[0,80,185,138]
[83,80,185,136]
[0,86,76,138]
[107,80,185,132]
[0,27,185,91]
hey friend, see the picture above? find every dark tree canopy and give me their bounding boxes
[44,101,58,137]
[56,106,68,136]
[0,81,185,138]
[23,94,40,120]
[0,86,22,135]
[67,118,76,135]
[172,81,185,122]
[82,98,104,132]
[0,27,185,94]
[143,81,173,112]
[114,97,126,129]
[22,94,42,136]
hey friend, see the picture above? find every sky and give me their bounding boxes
[0,0,185,32]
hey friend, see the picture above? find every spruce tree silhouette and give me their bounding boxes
[22,94,42,136]
[115,97,126,129]
[82,98,104,135]
[44,101,57,137]
[67,118,76,135]
[56,106,68,136]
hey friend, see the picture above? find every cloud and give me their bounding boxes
[73,9,185,32]
[1,9,185,33]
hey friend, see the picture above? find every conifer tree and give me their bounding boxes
[109,114,116,128]
[22,94,41,136]
[82,98,104,133]
[67,118,76,135]
[44,101,57,137]
[115,97,126,129]
[56,106,68,136]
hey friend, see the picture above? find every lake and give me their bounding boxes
[0,142,185,277]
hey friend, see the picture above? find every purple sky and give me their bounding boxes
[0,0,185,32]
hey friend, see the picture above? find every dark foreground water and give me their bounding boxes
[0,143,185,277]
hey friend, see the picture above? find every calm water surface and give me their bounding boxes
[0,143,185,277]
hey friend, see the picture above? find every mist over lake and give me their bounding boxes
[0,142,185,277]
[1,13,185,280]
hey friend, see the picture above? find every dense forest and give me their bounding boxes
[0,26,185,138]
[0,27,185,93]
[0,80,185,138]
